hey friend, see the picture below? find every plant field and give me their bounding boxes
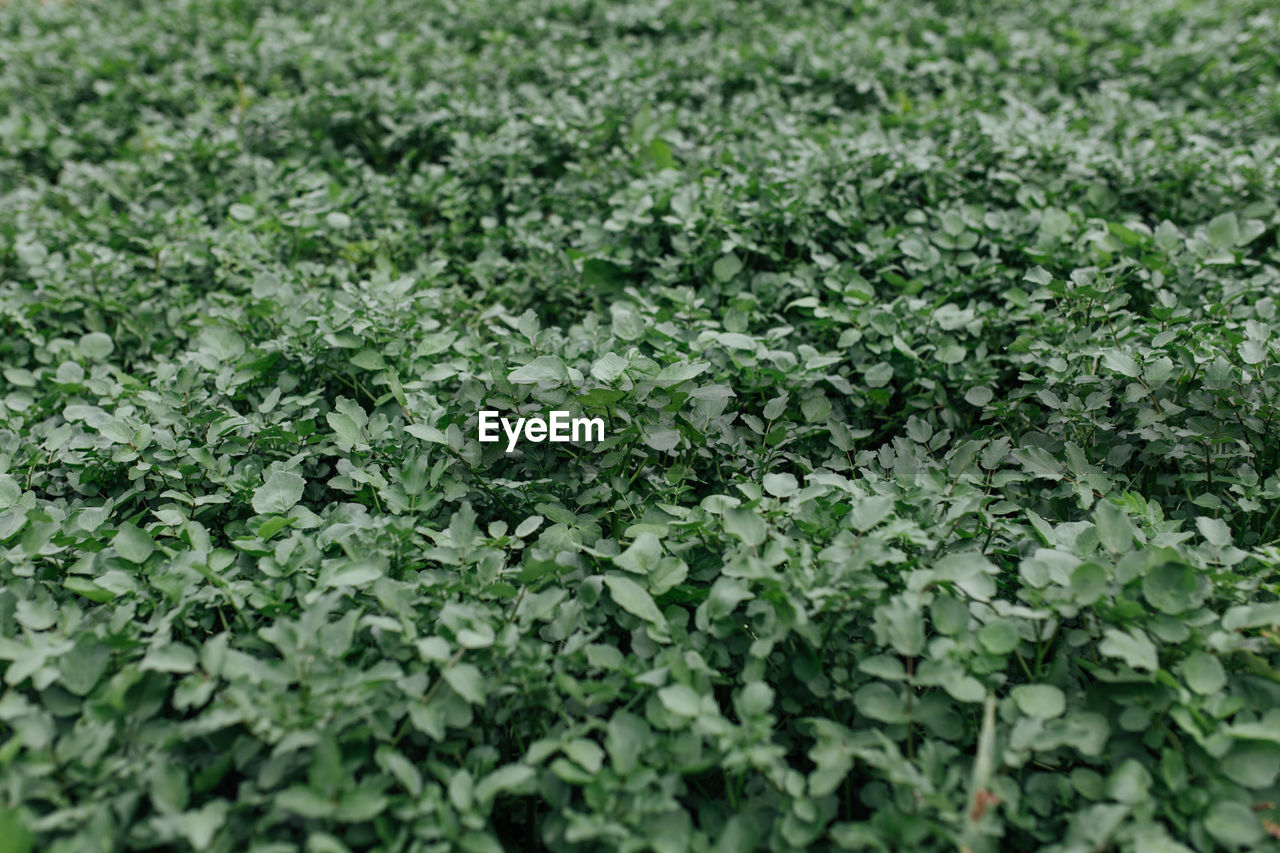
[2,0,1280,850]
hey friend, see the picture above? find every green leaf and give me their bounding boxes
[1143,355,1175,386]
[0,805,34,853]
[863,362,893,387]
[141,643,198,673]
[591,353,629,382]
[1099,628,1159,672]
[849,495,894,532]
[763,473,798,498]
[1195,516,1231,547]
[653,361,709,385]
[614,532,662,574]
[475,764,536,805]
[60,637,111,695]
[853,683,908,723]
[611,305,645,341]
[514,515,544,538]
[350,349,385,370]
[169,801,227,850]
[718,332,756,351]
[337,790,387,823]
[114,522,155,564]
[763,394,788,420]
[323,560,385,588]
[932,552,997,601]
[0,474,19,510]
[1221,741,1280,789]
[713,253,743,282]
[936,341,966,364]
[1011,684,1066,718]
[657,684,702,717]
[1141,561,1202,615]
[253,470,306,515]
[606,712,650,776]
[1239,339,1267,365]
[196,326,248,366]
[876,598,924,657]
[722,507,766,547]
[257,515,293,541]
[1205,212,1239,249]
[603,575,666,626]
[510,356,569,383]
[277,787,334,819]
[978,620,1020,655]
[931,595,970,636]
[642,425,680,451]
[1070,562,1109,605]
[1222,602,1280,630]
[78,331,115,360]
[327,411,365,448]
[405,423,449,444]
[1105,759,1152,804]
[736,682,774,718]
[444,663,486,704]
[1093,501,1133,554]
[63,576,115,603]
[1204,801,1263,847]
[1101,349,1140,378]
[965,386,994,406]
[1182,653,1226,695]
[1012,446,1063,481]
[946,676,987,704]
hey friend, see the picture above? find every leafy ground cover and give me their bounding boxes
[2,0,1280,849]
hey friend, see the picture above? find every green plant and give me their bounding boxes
[1,0,1279,850]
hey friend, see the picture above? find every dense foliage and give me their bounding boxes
[2,0,1280,849]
